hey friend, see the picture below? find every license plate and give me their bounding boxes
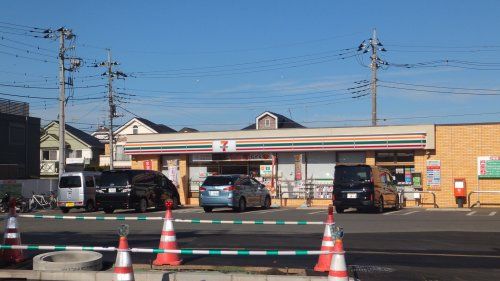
[208,190,219,196]
[108,188,116,193]
[65,202,75,207]
[347,193,357,199]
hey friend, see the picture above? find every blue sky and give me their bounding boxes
[1,1,500,132]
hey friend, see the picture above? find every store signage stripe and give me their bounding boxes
[236,134,426,144]
[236,139,425,148]
[124,134,426,147]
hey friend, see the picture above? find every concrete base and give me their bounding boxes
[0,269,332,281]
[33,251,103,271]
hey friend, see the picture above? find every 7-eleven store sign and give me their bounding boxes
[212,140,236,152]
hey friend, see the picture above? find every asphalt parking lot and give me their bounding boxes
[5,206,500,281]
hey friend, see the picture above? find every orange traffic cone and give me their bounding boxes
[328,236,348,281]
[153,200,182,266]
[314,205,335,272]
[113,225,134,281]
[1,198,24,264]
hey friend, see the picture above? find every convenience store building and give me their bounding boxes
[123,112,500,208]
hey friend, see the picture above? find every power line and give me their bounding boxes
[0,82,106,90]
[0,91,106,100]
[378,80,500,92]
[379,84,500,96]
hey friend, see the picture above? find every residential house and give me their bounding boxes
[0,98,40,179]
[241,111,305,130]
[40,121,104,177]
[98,117,176,169]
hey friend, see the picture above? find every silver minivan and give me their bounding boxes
[57,171,101,213]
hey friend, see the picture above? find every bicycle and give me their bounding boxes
[28,191,57,211]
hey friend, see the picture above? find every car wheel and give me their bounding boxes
[335,206,344,214]
[262,196,271,209]
[60,207,70,214]
[85,200,95,212]
[238,198,246,212]
[377,197,384,213]
[136,198,147,213]
[203,207,213,213]
[172,196,180,210]
[103,207,114,214]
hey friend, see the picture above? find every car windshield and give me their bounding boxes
[59,176,82,188]
[335,166,371,183]
[202,176,236,186]
[100,172,130,187]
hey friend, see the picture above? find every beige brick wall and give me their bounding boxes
[131,155,160,170]
[415,124,500,208]
[258,115,277,130]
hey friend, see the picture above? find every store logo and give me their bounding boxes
[213,140,236,152]
[220,140,229,152]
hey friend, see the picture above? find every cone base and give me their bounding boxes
[314,264,331,272]
[153,258,182,266]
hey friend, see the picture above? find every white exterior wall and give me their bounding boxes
[117,120,156,135]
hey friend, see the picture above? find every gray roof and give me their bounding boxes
[242,112,305,130]
[136,118,176,133]
[49,121,104,148]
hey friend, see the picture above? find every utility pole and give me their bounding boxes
[54,27,78,177]
[358,28,386,126]
[96,50,126,170]
[107,49,115,170]
[58,29,66,176]
[370,29,378,126]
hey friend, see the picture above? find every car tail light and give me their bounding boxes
[199,187,206,192]
[370,193,374,201]
[223,185,236,191]
[332,194,336,201]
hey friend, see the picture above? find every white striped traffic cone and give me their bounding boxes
[113,234,134,281]
[1,199,24,264]
[328,237,348,281]
[314,205,335,272]
[153,201,182,266]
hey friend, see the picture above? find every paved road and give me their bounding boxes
[9,206,500,281]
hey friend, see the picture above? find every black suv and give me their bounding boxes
[96,170,180,214]
[333,164,400,213]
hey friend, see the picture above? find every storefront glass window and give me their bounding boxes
[336,152,366,164]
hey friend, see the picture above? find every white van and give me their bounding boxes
[57,171,101,213]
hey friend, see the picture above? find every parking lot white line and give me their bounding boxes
[489,212,497,216]
[383,210,405,216]
[308,210,327,215]
[466,211,477,216]
[401,211,420,216]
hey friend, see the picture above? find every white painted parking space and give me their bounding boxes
[489,211,497,216]
[402,210,420,216]
[383,210,405,216]
[308,210,327,215]
[249,208,289,214]
[466,211,477,216]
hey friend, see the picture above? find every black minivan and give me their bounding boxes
[96,170,180,214]
[333,164,400,213]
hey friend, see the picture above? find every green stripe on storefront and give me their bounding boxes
[237,139,425,148]
[125,145,211,151]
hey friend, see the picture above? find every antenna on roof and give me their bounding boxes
[288,108,293,120]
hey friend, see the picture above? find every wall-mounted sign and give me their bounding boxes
[478,156,500,179]
[213,140,236,152]
[294,154,302,180]
[260,165,273,177]
[426,160,441,188]
[143,160,152,170]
